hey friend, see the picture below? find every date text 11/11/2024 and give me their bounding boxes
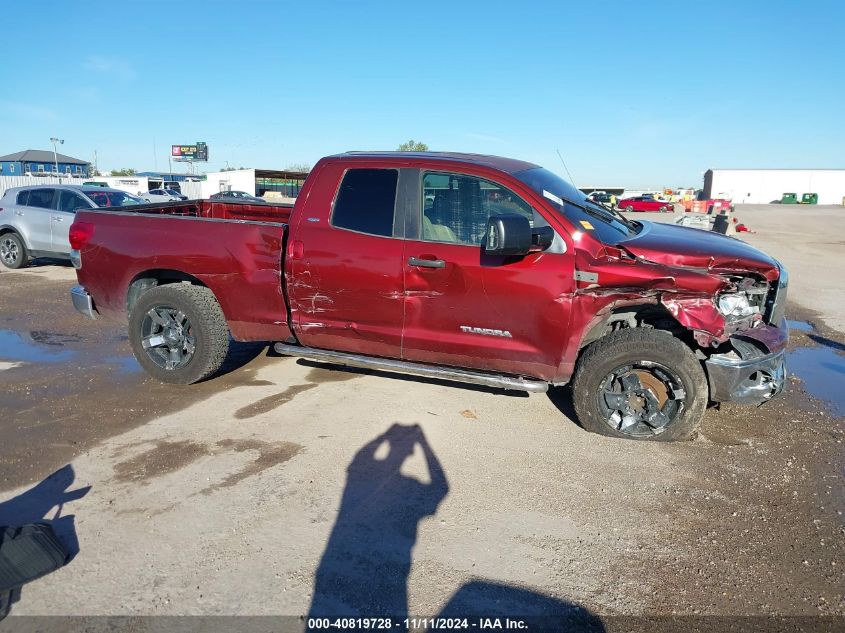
[306,617,531,630]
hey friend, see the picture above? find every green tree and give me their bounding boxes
[110,168,136,176]
[397,140,429,151]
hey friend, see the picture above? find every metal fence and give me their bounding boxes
[0,175,87,199]
[0,175,204,200]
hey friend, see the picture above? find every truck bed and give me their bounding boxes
[73,205,291,342]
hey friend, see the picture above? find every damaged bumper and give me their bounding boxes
[705,321,787,405]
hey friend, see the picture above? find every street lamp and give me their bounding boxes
[50,137,64,178]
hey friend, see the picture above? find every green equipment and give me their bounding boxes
[780,192,798,204]
[799,193,818,205]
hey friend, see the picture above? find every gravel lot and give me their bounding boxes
[0,207,842,628]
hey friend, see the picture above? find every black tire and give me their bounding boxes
[0,232,29,269]
[572,329,708,441]
[128,284,229,384]
[625,205,634,212]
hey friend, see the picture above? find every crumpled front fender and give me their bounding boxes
[661,296,727,346]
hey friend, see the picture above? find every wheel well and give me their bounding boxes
[0,226,18,237]
[127,270,208,313]
[579,304,684,351]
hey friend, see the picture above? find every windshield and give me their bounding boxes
[514,167,636,243]
[85,191,144,207]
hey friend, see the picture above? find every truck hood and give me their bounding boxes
[619,221,779,280]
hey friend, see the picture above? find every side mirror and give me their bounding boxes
[484,214,532,257]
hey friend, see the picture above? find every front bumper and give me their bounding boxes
[71,285,98,320]
[705,322,787,405]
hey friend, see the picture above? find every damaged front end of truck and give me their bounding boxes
[569,226,789,408]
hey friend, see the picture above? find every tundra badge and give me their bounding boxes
[460,325,513,338]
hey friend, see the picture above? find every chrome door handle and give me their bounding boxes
[14,211,23,216]
[408,257,445,269]
[53,217,63,222]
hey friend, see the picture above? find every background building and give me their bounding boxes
[0,149,90,177]
[704,169,845,204]
[201,168,309,201]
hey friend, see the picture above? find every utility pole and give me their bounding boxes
[50,137,64,179]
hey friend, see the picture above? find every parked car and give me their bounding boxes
[618,196,674,212]
[587,192,616,208]
[142,188,188,203]
[209,190,265,202]
[69,151,787,442]
[0,185,143,268]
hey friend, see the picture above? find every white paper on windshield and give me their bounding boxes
[543,190,564,206]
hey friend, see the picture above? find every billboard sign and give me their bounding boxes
[171,142,208,162]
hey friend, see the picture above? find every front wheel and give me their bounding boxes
[572,329,708,441]
[128,284,229,384]
[625,205,634,212]
[0,232,29,269]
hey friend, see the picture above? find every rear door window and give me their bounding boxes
[331,169,398,237]
[27,189,56,209]
[16,190,30,206]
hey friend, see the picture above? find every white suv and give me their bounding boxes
[0,185,143,269]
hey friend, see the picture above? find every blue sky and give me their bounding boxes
[1,0,842,187]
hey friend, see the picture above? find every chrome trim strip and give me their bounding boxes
[273,343,549,393]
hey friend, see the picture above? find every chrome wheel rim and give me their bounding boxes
[0,237,18,265]
[597,361,686,437]
[140,305,196,370]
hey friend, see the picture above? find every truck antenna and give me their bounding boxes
[555,148,576,186]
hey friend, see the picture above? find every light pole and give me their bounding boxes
[50,137,64,178]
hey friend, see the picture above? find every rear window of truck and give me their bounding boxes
[331,169,398,237]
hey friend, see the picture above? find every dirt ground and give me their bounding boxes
[0,209,843,629]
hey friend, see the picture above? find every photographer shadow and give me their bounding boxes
[0,464,90,617]
[308,424,603,631]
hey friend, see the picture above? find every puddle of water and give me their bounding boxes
[0,329,75,363]
[29,331,83,346]
[788,346,845,417]
[787,320,814,333]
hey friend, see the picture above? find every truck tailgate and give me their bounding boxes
[74,210,290,342]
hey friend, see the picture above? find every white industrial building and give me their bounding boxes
[201,168,307,202]
[704,169,845,205]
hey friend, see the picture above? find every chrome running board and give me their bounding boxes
[273,343,549,393]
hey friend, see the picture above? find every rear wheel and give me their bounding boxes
[0,233,28,269]
[625,205,634,212]
[572,329,708,441]
[128,284,229,384]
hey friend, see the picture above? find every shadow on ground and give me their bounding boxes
[307,424,603,631]
[0,465,89,617]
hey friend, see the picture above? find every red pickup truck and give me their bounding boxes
[69,152,788,441]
